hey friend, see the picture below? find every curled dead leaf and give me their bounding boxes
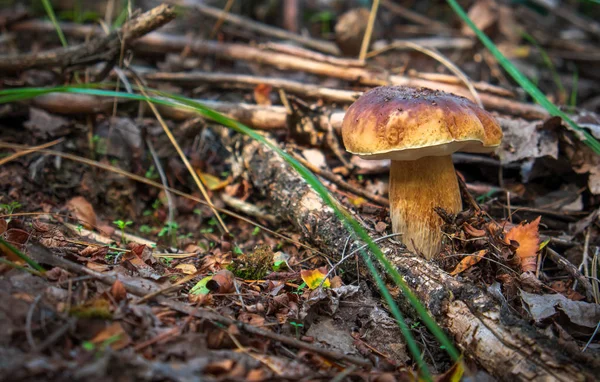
[207,269,235,293]
[505,216,541,273]
[450,250,487,276]
[66,196,97,229]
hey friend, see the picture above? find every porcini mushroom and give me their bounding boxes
[341,86,503,259]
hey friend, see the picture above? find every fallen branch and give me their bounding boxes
[241,135,599,382]
[145,71,362,104]
[134,33,548,119]
[0,4,176,72]
[11,21,547,119]
[178,0,341,55]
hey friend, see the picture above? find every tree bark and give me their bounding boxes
[241,136,599,382]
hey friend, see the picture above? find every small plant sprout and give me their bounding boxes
[0,201,22,221]
[113,220,133,244]
[139,225,153,234]
[76,224,84,234]
[158,221,179,246]
[289,321,304,339]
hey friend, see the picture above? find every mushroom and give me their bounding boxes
[341,86,503,259]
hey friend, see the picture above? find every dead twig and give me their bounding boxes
[380,0,452,33]
[545,247,594,302]
[0,4,175,72]
[181,0,340,55]
[144,71,362,104]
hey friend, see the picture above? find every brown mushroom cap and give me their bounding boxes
[341,86,503,160]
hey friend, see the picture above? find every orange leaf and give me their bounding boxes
[301,267,330,289]
[505,216,541,273]
[254,84,272,106]
[450,250,487,276]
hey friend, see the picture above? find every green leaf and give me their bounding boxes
[189,276,212,295]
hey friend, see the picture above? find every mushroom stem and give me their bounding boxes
[389,155,462,259]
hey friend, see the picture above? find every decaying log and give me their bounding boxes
[241,136,599,382]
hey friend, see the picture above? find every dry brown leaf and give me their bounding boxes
[86,262,110,272]
[505,216,541,273]
[175,263,197,274]
[207,269,235,293]
[66,196,97,229]
[90,322,131,350]
[463,223,485,238]
[110,280,127,302]
[254,83,272,106]
[450,250,487,276]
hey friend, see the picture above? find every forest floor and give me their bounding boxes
[0,1,599,381]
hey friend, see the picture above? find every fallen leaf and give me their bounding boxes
[254,83,272,106]
[207,269,235,293]
[436,357,465,382]
[301,267,330,290]
[520,290,600,328]
[349,196,366,207]
[190,276,212,295]
[450,250,487,276]
[463,223,485,238]
[175,263,197,274]
[505,216,541,273]
[110,280,127,302]
[80,245,108,258]
[90,322,131,350]
[197,170,230,191]
[272,251,289,271]
[66,196,97,229]
[86,262,110,272]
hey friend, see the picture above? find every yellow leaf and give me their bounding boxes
[450,250,486,276]
[505,216,541,273]
[349,196,366,206]
[175,263,197,274]
[301,268,330,289]
[196,170,230,191]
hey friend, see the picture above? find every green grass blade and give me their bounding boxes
[0,85,463,376]
[447,0,600,155]
[41,0,69,47]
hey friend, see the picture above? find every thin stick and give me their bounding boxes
[146,138,176,227]
[187,1,340,55]
[209,0,235,39]
[368,41,482,107]
[0,138,64,166]
[135,80,229,234]
[359,0,380,61]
